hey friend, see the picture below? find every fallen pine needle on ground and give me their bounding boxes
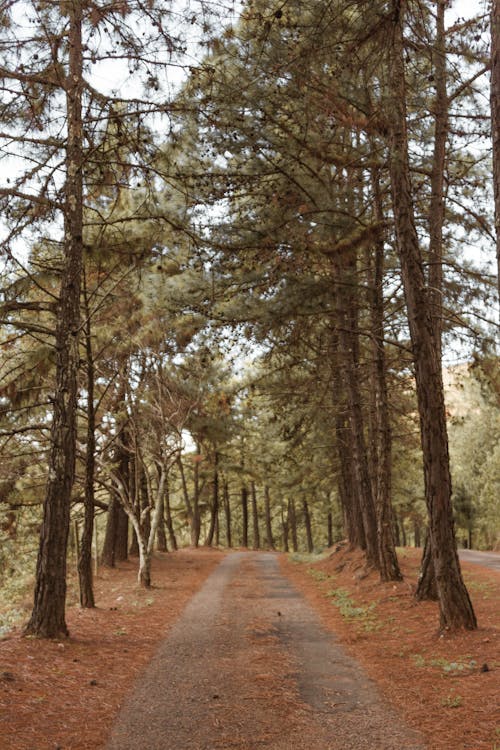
[0,549,224,750]
[281,545,500,750]
[0,545,498,750]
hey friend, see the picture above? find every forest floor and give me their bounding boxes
[0,545,498,749]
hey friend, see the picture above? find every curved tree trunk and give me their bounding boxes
[415,533,438,601]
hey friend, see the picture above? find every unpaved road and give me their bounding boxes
[106,552,425,750]
[459,549,500,572]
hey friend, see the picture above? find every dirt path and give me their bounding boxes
[458,549,500,572]
[106,552,425,750]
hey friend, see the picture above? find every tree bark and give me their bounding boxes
[388,0,476,630]
[25,2,83,638]
[281,502,289,552]
[241,485,248,547]
[156,491,167,552]
[414,520,421,548]
[327,510,334,548]
[331,337,366,550]
[414,0,448,599]
[303,499,314,554]
[78,275,96,608]
[223,479,232,548]
[415,533,438,601]
[371,170,402,582]
[164,480,178,551]
[251,481,260,550]
[288,498,298,553]
[192,450,201,547]
[177,456,198,547]
[428,0,447,357]
[264,485,275,550]
[491,0,500,302]
[333,265,379,568]
[205,452,219,547]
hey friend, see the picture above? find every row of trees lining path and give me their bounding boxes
[0,0,498,637]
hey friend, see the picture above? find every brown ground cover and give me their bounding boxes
[0,549,224,750]
[0,546,498,750]
[282,546,500,750]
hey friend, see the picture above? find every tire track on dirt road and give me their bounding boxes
[106,551,425,750]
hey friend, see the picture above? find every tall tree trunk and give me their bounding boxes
[399,514,407,547]
[415,0,449,597]
[241,486,248,547]
[334,268,379,568]
[128,451,140,557]
[327,510,334,547]
[177,456,196,546]
[156,491,167,552]
[332,337,366,550]
[223,479,232,548]
[128,512,150,588]
[102,408,130,566]
[115,505,129,561]
[414,520,421,548]
[491,0,500,302]
[78,275,96,608]
[101,496,119,567]
[25,3,83,638]
[164,480,178,551]
[303,499,314,554]
[264,486,275,550]
[415,533,438,601]
[192,449,201,547]
[281,502,289,552]
[140,468,151,544]
[388,0,476,630]
[428,0,447,357]
[288,498,298,553]
[393,516,401,547]
[371,171,402,582]
[251,482,260,550]
[205,452,219,547]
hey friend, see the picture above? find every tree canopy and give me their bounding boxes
[0,0,498,636]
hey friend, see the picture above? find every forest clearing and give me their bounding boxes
[0,546,499,750]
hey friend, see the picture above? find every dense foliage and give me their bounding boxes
[0,0,498,635]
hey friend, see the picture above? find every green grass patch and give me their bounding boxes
[441,693,463,708]
[327,587,380,631]
[307,568,332,582]
[410,653,478,675]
